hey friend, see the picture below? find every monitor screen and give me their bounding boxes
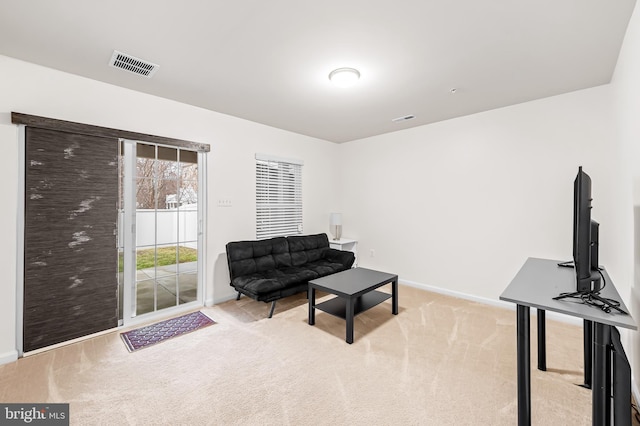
[573,166,601,292]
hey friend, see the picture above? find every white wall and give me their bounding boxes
[336,1,640,389]
[338,86,618,301]
[0,55,340,362]
[611,0,640,393]
[0,123,18,364]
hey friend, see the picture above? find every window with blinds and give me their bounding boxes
[256,154,303,240]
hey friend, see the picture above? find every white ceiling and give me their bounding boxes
[0,0,636,143]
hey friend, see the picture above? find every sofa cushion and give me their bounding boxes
[287,233,329,267]
[232,276,284,299]
[231,266,318,300]
[305,259,347,277]
[226,237,292,279]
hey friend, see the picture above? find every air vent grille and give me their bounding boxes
[109,50,159,78]
[392,114,415,123]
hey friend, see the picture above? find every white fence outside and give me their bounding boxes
[118,204,198,250]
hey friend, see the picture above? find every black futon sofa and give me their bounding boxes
[226,233,355,317]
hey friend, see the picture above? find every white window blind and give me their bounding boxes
[256,154,303,240]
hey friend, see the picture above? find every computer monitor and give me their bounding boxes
[573,166,601,293]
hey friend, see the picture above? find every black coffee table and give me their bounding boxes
[308,267,398,343]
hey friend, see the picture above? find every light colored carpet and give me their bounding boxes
[0,285,599,425]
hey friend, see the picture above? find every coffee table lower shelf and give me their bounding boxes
[314,291,392,319]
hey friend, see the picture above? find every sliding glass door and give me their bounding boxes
[119,140,203,324]
[16,112,209,353]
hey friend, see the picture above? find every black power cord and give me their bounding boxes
[554,262,627,315]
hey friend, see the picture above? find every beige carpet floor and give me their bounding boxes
[0,285,619,425]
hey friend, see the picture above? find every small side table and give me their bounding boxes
[329,238,358,267]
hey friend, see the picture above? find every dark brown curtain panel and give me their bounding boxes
[24,127,119,352]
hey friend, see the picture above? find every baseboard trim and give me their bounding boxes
[208,278,583,326]
[0,349,18,366]
[210,278,586,327]
[399,278,583,327]
[206,293,237,307]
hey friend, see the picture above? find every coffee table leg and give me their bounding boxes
[346,297,355,344]
[308,286,315,325]
[392,279,398,315]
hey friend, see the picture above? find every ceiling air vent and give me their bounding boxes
[391,114,415,123]
[109,50,159,78]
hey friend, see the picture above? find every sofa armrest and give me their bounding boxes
[323,248,355,269]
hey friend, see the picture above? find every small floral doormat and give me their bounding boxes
[121,311,215,352]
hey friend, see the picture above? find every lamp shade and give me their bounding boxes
[330,213,342,226]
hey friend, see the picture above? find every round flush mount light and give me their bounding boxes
[328,67,360,87]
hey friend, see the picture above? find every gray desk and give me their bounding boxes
[500,257,636,426]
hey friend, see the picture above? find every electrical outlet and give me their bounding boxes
[370,249,375,257]
[217,199,232,207]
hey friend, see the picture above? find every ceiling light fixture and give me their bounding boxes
[328,67,360,87]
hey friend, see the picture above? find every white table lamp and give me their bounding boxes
[330,213,342,240]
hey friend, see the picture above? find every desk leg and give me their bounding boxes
[592,322,611,426]
[392,279,398,315]
[346,297,355,344]
[537,309,546,371]
[517,304,531,426]
[308,286,315,325]
[583,320,593,388]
